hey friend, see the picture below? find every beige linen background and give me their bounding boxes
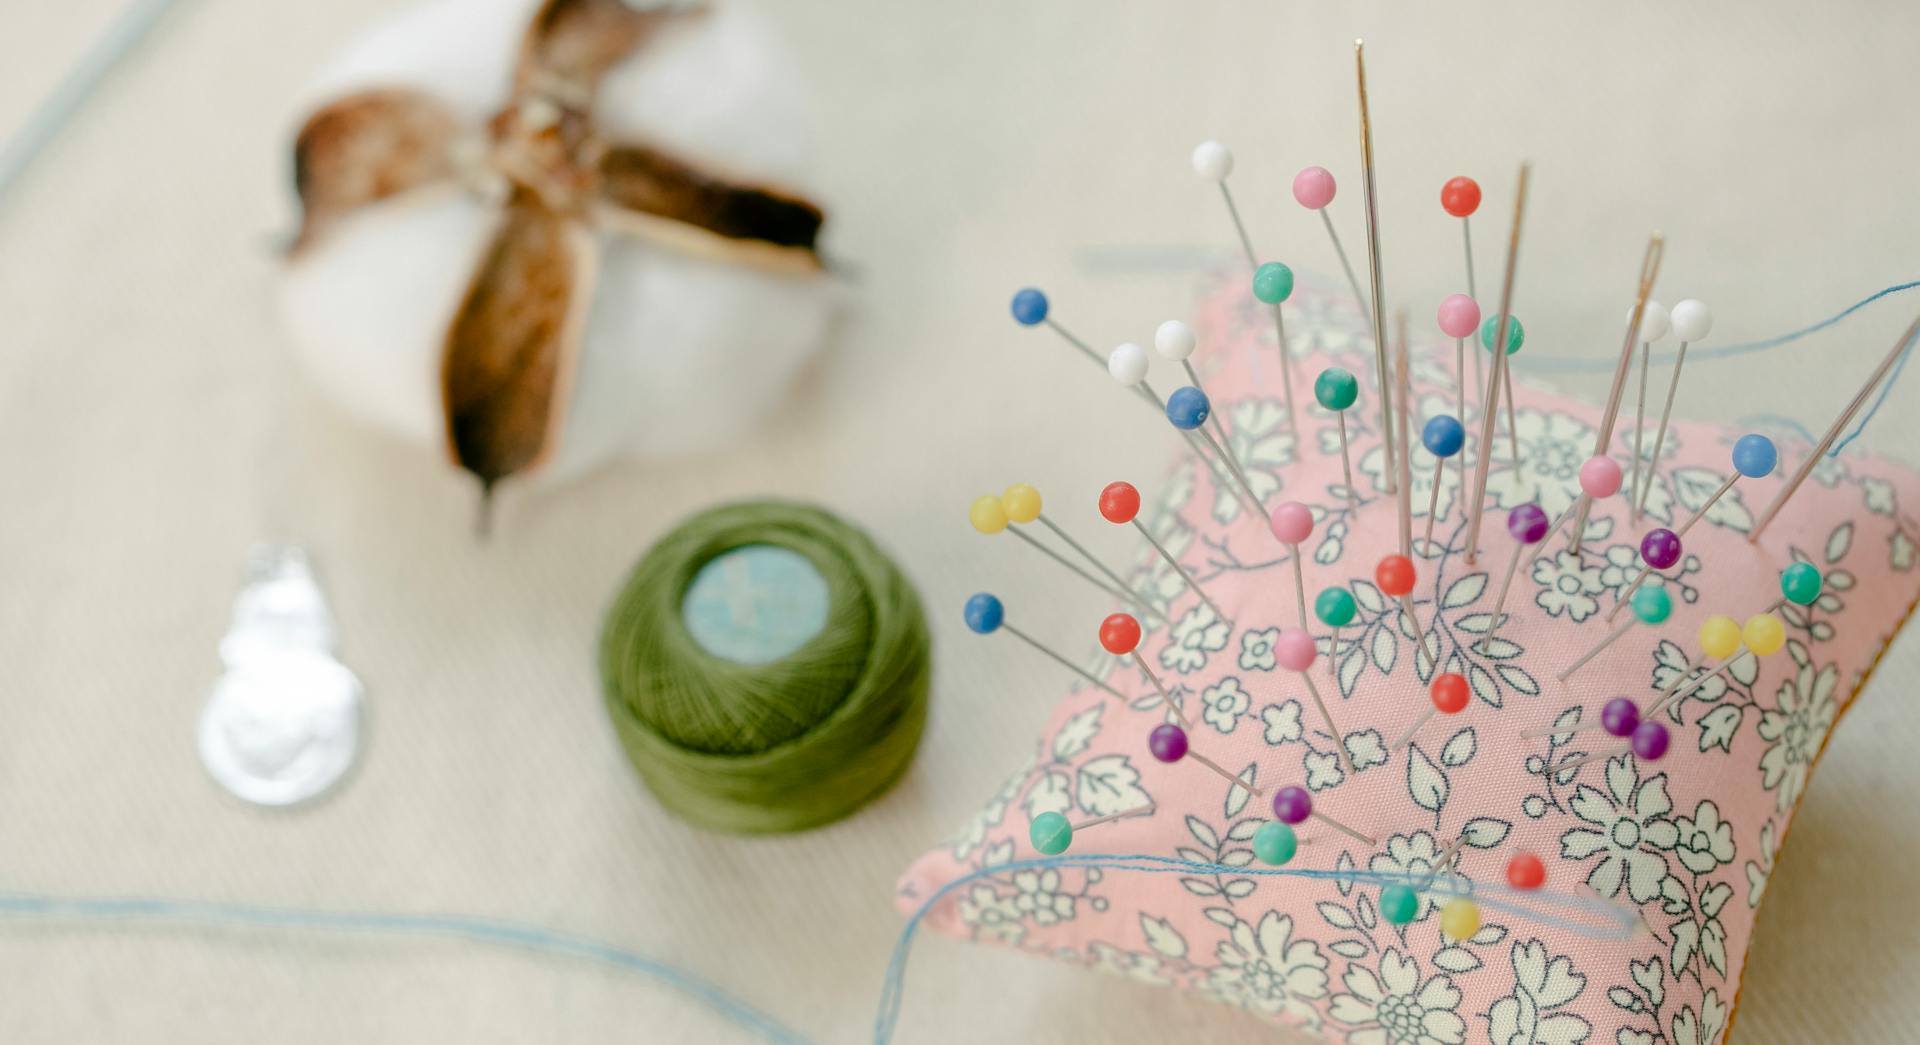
[3,1,1917,1041]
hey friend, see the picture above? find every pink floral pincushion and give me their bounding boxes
[898,277,1920,1044]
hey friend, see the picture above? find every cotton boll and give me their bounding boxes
[278,0,833,482]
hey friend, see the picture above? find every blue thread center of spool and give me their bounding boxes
[681,545,830,665]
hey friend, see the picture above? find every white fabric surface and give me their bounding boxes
[2,1,1918,1041]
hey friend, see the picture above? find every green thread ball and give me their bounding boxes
[600,501,930,834]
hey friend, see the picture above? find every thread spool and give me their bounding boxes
[599,501,930,833]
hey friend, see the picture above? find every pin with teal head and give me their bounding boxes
[1560,581,1673,681]
[1419,414,1466,548]
[1479,310,1523,469]
[1252,260,1301,440]
[1315,366,1361,505]
[1315,585,1357,680]
[1027,801,1158,856]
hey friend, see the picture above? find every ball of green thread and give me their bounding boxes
[1253,822,1297,865]
[599,501,930,834]
[1480,313,1524,354]
[1252,262,1295,304]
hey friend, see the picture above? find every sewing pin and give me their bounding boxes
[1277,627,1354,776]
[1099,612,1193,729]
[1751,312,1920,542]
[1558,455,1625,556]
[1166,385,1267,516]
[1155,318,1242,478]
[1098,481,1229,625]
[1269,501,1316,627]
[1315,585,1358,680]
[1479,312,1523,468]
[1028,803,1157,855]
[1355,40,1398,491]
[963,593,1127,701]
[1391,671,1471,751]
[1110,341,1259,514]
[1436,294,1479,509]
[1191,140,1257,267]
[1441,177,1485,398]
[1626,300,1671,523]
[1636,299,1707,514]
[1148,723,1262,794]
[1375,553,1433,671]
[1394,313,1417,558]
[1004,482,1163,620]
[1605,527,1685,623]
[1252,262,1301,436]
[1570,235,1664,556]
[1273,783,1376,847]
[1478,504,1550,652]
[971,494,1157,617]
[1674,434,1778,536]
[1463,163,1531,565]
[1292,165,1370,315]
[1419,415,1466,550]
[1559,583,1672,681]
[1314,367,1362,504]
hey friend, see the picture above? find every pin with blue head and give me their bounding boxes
[1559,581,1672,681]
[1161,383,1264,518]
[1009,286,1107,371]
[1672,433,1776,538]
[1419,414,1466,547]
[962,593,1127,703]
[1315,367,1361,505]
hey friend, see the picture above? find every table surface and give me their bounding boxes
[3,1,1918,1041]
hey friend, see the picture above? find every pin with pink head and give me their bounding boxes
[1270,501,1315,629]
[1292,167,1337,210]
[1276,624,1354,777]
[1437,295,1480,340]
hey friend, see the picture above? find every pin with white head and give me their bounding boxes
[1419,415,1466,549]
[1164,385,1266,517]
[1268,502,1316,628]
[1192,140,1257,267]
[970,494,1161,621]
[963,593,1128,702]
[1275,627,1354,776]
[1314,367,1362,505]
[1002,482,1164,622]
[1252,262,1301,437]
[1292,166,1370,317]
[1099,481,1229,626]
[1156,318,1244,477]
[1637,299,1710,515]
[1626,300,1671,523]
[1099,612,1193,729]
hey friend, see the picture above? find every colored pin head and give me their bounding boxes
[1098,481,1141,524]
[1314,367,1359,412]
[1292,166,1336,210]
[1480,313,1524,354]
[1191,140,1234,181]
[1380,885,1418,925]
[1507,504,1550,544]
[1670,299,1713,342]
[1029,811,1072,855]
[1253,821,1298,865]
[1601,696,1640,737]
[1440,898,1481,941]
[1579,456,1624,499]
[1252,262,1295,304]
[1430,673,1470,714]
[1166,386,1211,430]
[1742,613,1786,656]
[963,593,1004,634]
[1269,501,1314,545]
[1640,528,1683,570]
[1440,175,1481,217]
[1002,483,1042,523]
[1154,319,1196,361]
[1272,785,1312,824]
[1107,342,1149,385]
[1010,288,1049,326]
[969,494,1008,534]
[1275,628,1317,671]
[1375,554,1416,597]
[1632,300,1671,343]
[1315,587,1358,627]
[1699,614,1742,660]
[1147,723,1189,763]
[1098,613,1142,655]
[1437,294,1480,339]
[1630,720,1671,760]
[1630,584,1673,625]
[1781,562,1823,606]
[1506,852,1546,890]
[1732,434,1778,478]
[1422,415,1466,459]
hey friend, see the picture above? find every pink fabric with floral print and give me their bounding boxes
[897,276,1920,1044]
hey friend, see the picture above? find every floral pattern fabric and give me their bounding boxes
[898,277,1920,1044]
